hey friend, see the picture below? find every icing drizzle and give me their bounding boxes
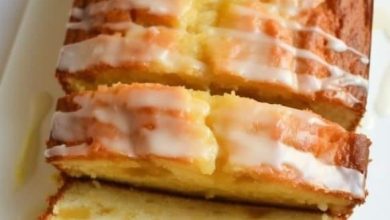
[46,85,217,174]
[226,130,365,197]
[59,0,369,107]
[209,28,367,89]
[208,28,367,106]
[209,95,365,197]
[71,0,190,19]
[232,5,370,64]
[58,30,204,73]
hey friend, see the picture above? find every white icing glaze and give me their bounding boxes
[67,21,90,31]
[70,8,84,19]
[226,60,298,89]
[58,34,204,73]
[288,25,369,65]
[210,99,364,197]
[67,0,190,31]
[208,27,367,106]
[210,28,368,88]
[140,114,201,158]
[45,144,90,158]
[125,88,190,110]
[95,105,131,133]
[220,50,362,106]
[67,21,133,31]
[232,5,369,64]
[227,130,364,197]
[264,0,324,16]
[48,86,216,170]
[72,0,189,19]
[102,135,136,156]
[297,73,364,106]
[51,107,89,142]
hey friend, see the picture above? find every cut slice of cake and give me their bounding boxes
[46,83,370,217]
[56,0,372,130]
[40,180,338,220]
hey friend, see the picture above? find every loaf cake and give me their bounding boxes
[57,0,372,130]
[45,83,370,216]
[40,180,337,220]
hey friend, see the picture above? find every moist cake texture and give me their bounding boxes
[57,0,373,130]
[45,83,370,217]
[41,180,339,220]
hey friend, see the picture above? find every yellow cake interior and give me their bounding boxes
[43,180,333,220]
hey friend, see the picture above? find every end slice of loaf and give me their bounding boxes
[41,180,339,220]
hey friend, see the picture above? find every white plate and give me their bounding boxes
[0,0,389,219]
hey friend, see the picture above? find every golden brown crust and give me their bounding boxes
[38,177,70,220]
[347,134,371,174]
[305,0,373,129]
[297,0,372,77]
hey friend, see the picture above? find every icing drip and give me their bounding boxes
[67,21,133,31]
[67,0,191,31]
[45,144,89,158]
[71,0,190,19]
[233,5,370,64]
[297,73,365,100]
[226,60,298,89]
[275,0,325,16]
[256,0,324,16]
[210,39,362,106]
[210,97,365,197]
[47,86,216,174]
[209,28,367,105]
[58,34,204,74]
[226,130,365,197]
[70,8,84,19]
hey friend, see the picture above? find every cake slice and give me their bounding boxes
[56,0,372,130]
[46,83,370,216]
[40,180,337,220]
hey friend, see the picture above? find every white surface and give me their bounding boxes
[0,0,28,80]
[0,0,389,219]
[0,0,72,219]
